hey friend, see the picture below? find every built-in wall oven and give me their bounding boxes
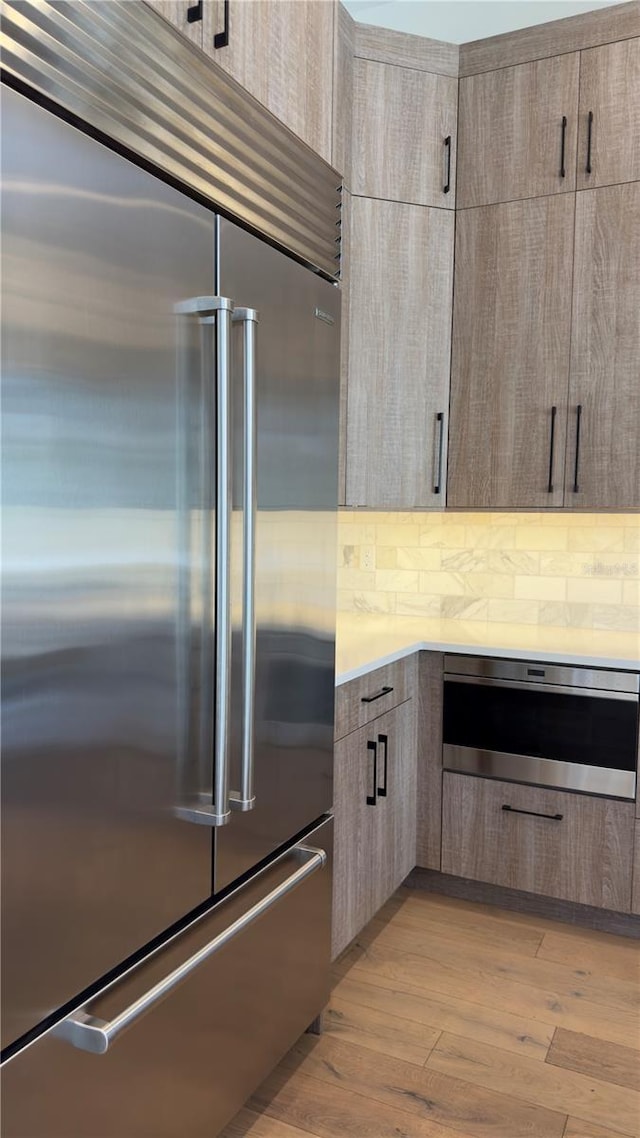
[443,656,639,800]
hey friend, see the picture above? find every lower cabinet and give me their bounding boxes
[633,822,640,916]
[441,772,635,912]
[332,700,416,958]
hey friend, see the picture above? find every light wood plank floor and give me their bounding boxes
[222,887,640,1138]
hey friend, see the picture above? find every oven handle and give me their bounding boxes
[444,674,638,702]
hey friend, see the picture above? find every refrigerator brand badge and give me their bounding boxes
[314,307,335,326]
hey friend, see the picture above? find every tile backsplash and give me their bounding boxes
[337,512,640,633]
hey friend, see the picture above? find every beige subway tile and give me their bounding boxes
[514,576,566,602]
[514,527,568,551]
[397,547,441,570]
[567,577,623,605]
[487,550,539,574]
[441,596,489,620]
[420,524,466,548]
[624,526,640,552]
[395,593,442,617]
[592,605,640,633]
[418,570,465,596]
[442,550,490,572]
[489,513,544,526]
[538,602,592,628]
[337,590,396,614]
[375,546,397,570]
[487,598,540,624]
[375,569,419,593]
[539,551,634,577]
[338,522,376,545]
[464,573,514,599]
[622,579,639,606]
[464,525,517,549]
[336,568,375,591]
[339,544,359,569]
[375,524,421,547]
[567,527,625,552]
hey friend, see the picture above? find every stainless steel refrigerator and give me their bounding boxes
[1,85,339,1136]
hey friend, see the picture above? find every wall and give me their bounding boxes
[338,512,640,633]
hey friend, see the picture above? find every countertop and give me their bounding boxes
[335,613,640,684]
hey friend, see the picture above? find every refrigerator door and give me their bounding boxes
[1,89,217,1049]
[216,219,340,891]
[0,817,332,1138]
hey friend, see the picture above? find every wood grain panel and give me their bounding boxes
[416,651,443,870]
[335,656,411,740]
[337,188,351,505]
[457,55,579,208]
[567,182,640,508]
[203,0,335,162]
[441,773,635,911]
[448,195,574,509]
[577,37,640,188]
[459,1,640,77]
[355,22,459,76]
[427,1032,640,1137]
[633,821,640,915]
[332,2,355,184]
[352,59,457,208]
[547,1027,640,1092]
[346,198,454,508]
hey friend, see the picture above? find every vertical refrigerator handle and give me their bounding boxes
[174,295,234,827]
[231,307,259,812]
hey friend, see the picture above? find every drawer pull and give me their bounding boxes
[502,804,563,822]
[377,734,388,797]
[361,685,393,704]
[367,741,377,806]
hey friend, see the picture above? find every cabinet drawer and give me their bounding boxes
[335,657,412,740]
[442,773,634,911]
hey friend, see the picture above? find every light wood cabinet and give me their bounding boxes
[448,195,574,509]
[457,54,580,208]
[566,181,640,510]
[577,37,640,189]
[332,699,416,958]
[345,197,454,509]
[416,652,443,872]
[632,822,640,915]
[351,59,458,208]
[145,0,203,44]
[442,772,635,911]
[202,0,335,162]
[335,656,411,741]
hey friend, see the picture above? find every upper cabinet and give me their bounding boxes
[457,54,580,208]
[145,0,203,44]
[351,59,458,207]
[577,37,640,189]
[567,182,640,510]
[448,195,574,510]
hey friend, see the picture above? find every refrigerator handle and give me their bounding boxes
[230,307,259,812]
[52,844,327,1054]
[174,295,234,827]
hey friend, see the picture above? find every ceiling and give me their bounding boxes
[342,1,622,45]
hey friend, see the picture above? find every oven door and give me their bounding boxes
[443,674,638,800]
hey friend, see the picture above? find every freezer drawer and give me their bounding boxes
[1,818,332,1138]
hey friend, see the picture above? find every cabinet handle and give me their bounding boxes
[560,115,567,178]
[361,685,393,704]
[443,136,452,194]
[586,110,594,174]
[572,404,583,493]
[547,405,557,494]
[366,741,377,806]
[502,804,563,821]
[214,0,230,48]
[377,734,388,797]
[187,0,202,22]
[434,411,445,495]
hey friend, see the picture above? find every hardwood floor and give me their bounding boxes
[221,887,640,1138]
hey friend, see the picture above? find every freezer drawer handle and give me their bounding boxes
[52,844,327,1055]
[230,307,259,813]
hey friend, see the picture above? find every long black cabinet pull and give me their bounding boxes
[361,685,393,704]
[214,0,230,47]
[586,110,594,174]
[443,136,452,194]
[547,405,557,494]
[366,741,377,806]
[434,411,445,494]
[560,116,567,178]
[572,404,583,493]
[502,805,564,821]
[377,734,388,797]
[187,0,202,21]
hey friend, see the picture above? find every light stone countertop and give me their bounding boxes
[335,613,640,684]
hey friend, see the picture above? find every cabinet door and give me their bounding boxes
[145,0,203,44]
[566,182,640,509]
[375,701,417,909]
[345,197,454,508]
[351,59,457,208]
[203,0,334,162]
[577,38,640,189]
[633,822,640,915]
[332,721,380,959]
[457,54,579,208]
[442,773,634,911]
[448,195,574,509]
